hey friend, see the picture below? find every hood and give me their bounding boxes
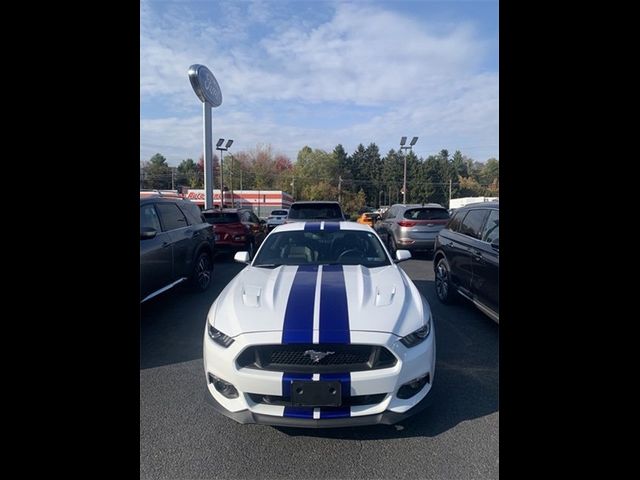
[208,264,428,339]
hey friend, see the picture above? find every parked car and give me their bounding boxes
[203,221,435,427]
[140,194,215,303]
[433,201,499,323]
[202,208,267,258]
[375,203,450,255]
[285,201,346,223]
[266,209,289,230]
[356,212,380,227]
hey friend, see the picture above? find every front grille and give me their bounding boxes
[236,344,397,373]
[247,392,387,407]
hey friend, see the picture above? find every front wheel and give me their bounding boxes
[190,251,213,292]
[434,256,456,304]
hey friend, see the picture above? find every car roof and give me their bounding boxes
[290,201,341,205]
[202,208,248,213]
[457,201,499,209]
[390,203,445,209]
[271,222,372,233]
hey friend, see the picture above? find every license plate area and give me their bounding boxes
[290,381,341,407]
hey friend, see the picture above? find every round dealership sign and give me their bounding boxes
[188,64,222,107]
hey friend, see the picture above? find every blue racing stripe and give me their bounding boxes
[322,222,340,231]
[319,264,350,344]
[320,373,351,419]
[282,265,318,344]
[304,222,322,231]
[282,372,313,418]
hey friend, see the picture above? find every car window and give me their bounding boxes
[459,209,489,239]
[447,210,464,232]
[140,204,162,231]
[249,212,260,223]
[202,211,241,224]
[272,210,288,216]
[481,209,499,243]
[156,203,188,231]
[403,208,449,220]
[385,206,396,219]
[253,230,390,268]
[288,203,343,220]
[178,202,205,225]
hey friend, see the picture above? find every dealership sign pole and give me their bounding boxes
[188,64,223,210]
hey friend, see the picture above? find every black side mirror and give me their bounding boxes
[491,238,499,250]
[141,227,157,240]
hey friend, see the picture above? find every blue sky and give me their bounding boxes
[141,0,498,166]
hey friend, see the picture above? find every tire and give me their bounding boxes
[434,256,456,304]
[190,250,213,292]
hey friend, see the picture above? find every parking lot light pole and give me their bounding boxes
[400,136,418,204]
[216,139,233,208]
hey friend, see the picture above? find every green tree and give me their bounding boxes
[142,153,171,189]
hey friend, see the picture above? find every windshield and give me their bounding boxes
[288,204,343,220]
[271,210,288,216]
[403,208,449,220]
[202,211,241,224]
[253,230,390,268]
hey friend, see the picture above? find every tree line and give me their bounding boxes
[140,143,498,214]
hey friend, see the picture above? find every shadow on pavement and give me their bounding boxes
[140,255,246,370]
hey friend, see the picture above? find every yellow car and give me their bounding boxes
[356,212,380,227]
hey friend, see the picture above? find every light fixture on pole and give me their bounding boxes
[216,138,233,208]
[400,136,418,204]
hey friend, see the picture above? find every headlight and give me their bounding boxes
[400,317,431,348]
[208,324,234,347]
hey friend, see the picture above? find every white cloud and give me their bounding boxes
[140,1,498,164]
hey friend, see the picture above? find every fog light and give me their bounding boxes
[208,373,239,399]
[397,373,430,399]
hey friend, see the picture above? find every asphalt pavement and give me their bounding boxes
[140,253,499,479]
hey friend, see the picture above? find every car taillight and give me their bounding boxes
[398,220,417,227]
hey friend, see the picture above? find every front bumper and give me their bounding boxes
[204,379,433,427]
[203,330,436,427]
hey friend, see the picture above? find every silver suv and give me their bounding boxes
[375,203,450,254]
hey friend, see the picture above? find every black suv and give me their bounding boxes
[433,201,499,323]
[140,194,215,302]
[285,201,346,223]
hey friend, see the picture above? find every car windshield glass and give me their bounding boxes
[403,208,449,220]
[253,230,390,268]
[202,212,240,224]
[271,210,288,216]
[288,204,343,220]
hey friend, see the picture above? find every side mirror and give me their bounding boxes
[394,249,412,263]
[234,251,251,264]
[140,227,157,240]
[491,238,499,251]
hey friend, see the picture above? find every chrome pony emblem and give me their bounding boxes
[303,350,335,363]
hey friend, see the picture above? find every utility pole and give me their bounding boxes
[449,179,452,209]
[338,176,342,204]
[171,167,175,190]
[291,176,295,200]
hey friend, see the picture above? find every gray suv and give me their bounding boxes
[375,203,450,254]
[140,194,215,303]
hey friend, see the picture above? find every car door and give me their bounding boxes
[155,202,191,279]
[247,211,266,244]
[471,208,499,316]
[377,206,396,242]
[449,208,489,295]
[140,202,173,300]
